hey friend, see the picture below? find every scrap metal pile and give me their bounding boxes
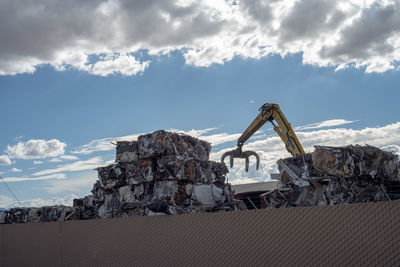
[0,130,243,224]
[264,145,400,208]
[78,130,243,218]
[1,132,398,224]
[0,206,82,224]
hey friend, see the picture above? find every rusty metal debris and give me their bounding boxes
[263,145,400,208]
[0,130,244,224]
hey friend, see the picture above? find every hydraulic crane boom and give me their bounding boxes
[221,103,305,172]
[238,103,305,155]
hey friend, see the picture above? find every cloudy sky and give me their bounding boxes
[0,0,399,208]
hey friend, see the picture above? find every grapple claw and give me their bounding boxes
[221,146,260,172]
[243,150,260,170]
[221,151,234,168]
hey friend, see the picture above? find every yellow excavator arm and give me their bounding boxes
[221,103,305,172]
[238,103,305,155]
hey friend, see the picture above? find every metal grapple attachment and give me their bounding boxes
[221,146,260,172]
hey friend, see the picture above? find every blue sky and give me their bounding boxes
[0,0,399,208]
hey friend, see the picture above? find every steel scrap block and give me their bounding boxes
[97,163,126,189]
[125,159,153,185]
[264,145,400,209]
[116,141,139,163]
[138,130,211,161]
[312,145,399,180]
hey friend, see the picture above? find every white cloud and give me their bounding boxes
[60,155,79,160]
[33,157,105,176]
[6,139,66,159]
[0,0,399,76]
[213,121,400,184]
[71,137,119,155]
[71,128,222,155]
[0,193,78,208]
[10,167,22,173]
[44,171,98,195]
[199,132,242,146]
[172,128,241,146]
[295,119,357,130]
[2,173,66,182]
[71,134,143,155]
[89,53,150,76]
[0,195,13,208]
[170,128,217,137]
[48,155,79,163]
[0,155,11,165]
[33,160,43,165]
[71,127,254,155]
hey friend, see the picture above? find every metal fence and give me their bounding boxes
[1,200,400,266]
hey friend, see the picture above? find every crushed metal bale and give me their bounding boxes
[0,130,244,224]
[263,145,400,208]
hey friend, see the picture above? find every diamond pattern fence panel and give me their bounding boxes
[0,221,61,266]
[1,200,400,266]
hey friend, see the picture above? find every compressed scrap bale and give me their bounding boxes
[91,181,102,196]
[116,141,139,163]
[173,182,191,205]
[138,130,211,161]
[209,161,229,185]
[0,211,7,223]
[97,193,121,219]
[125,159,153,185]
[181,159,212,183]
[312,145,399,180]
[7,208,29,223]
[28,208,42,223]
[147,200,170,214]
[38,207,59,222]
[153,181,178,199]
[155,156,213,183]
[41,206,75,222]
[1,208,29,224]
[97,164,126,190]
[78,207,95,220]
[155,156,228,184]
[264,145,399,209]
[119,185,138,203]
[0,206,82,224]
[60,206,82,221]
[191,184,225,207]
[154,155,185,181]
[83,195,96,208]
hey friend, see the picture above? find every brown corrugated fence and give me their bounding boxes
[1,200,400,266]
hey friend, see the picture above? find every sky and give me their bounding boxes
[0,0,399,208]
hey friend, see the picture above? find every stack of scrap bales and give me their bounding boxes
[0,206,83,224]
[0,130,243,224]
[264,145,399,208]
[74,130,244,218]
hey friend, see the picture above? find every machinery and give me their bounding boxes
[221,103,305,171]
